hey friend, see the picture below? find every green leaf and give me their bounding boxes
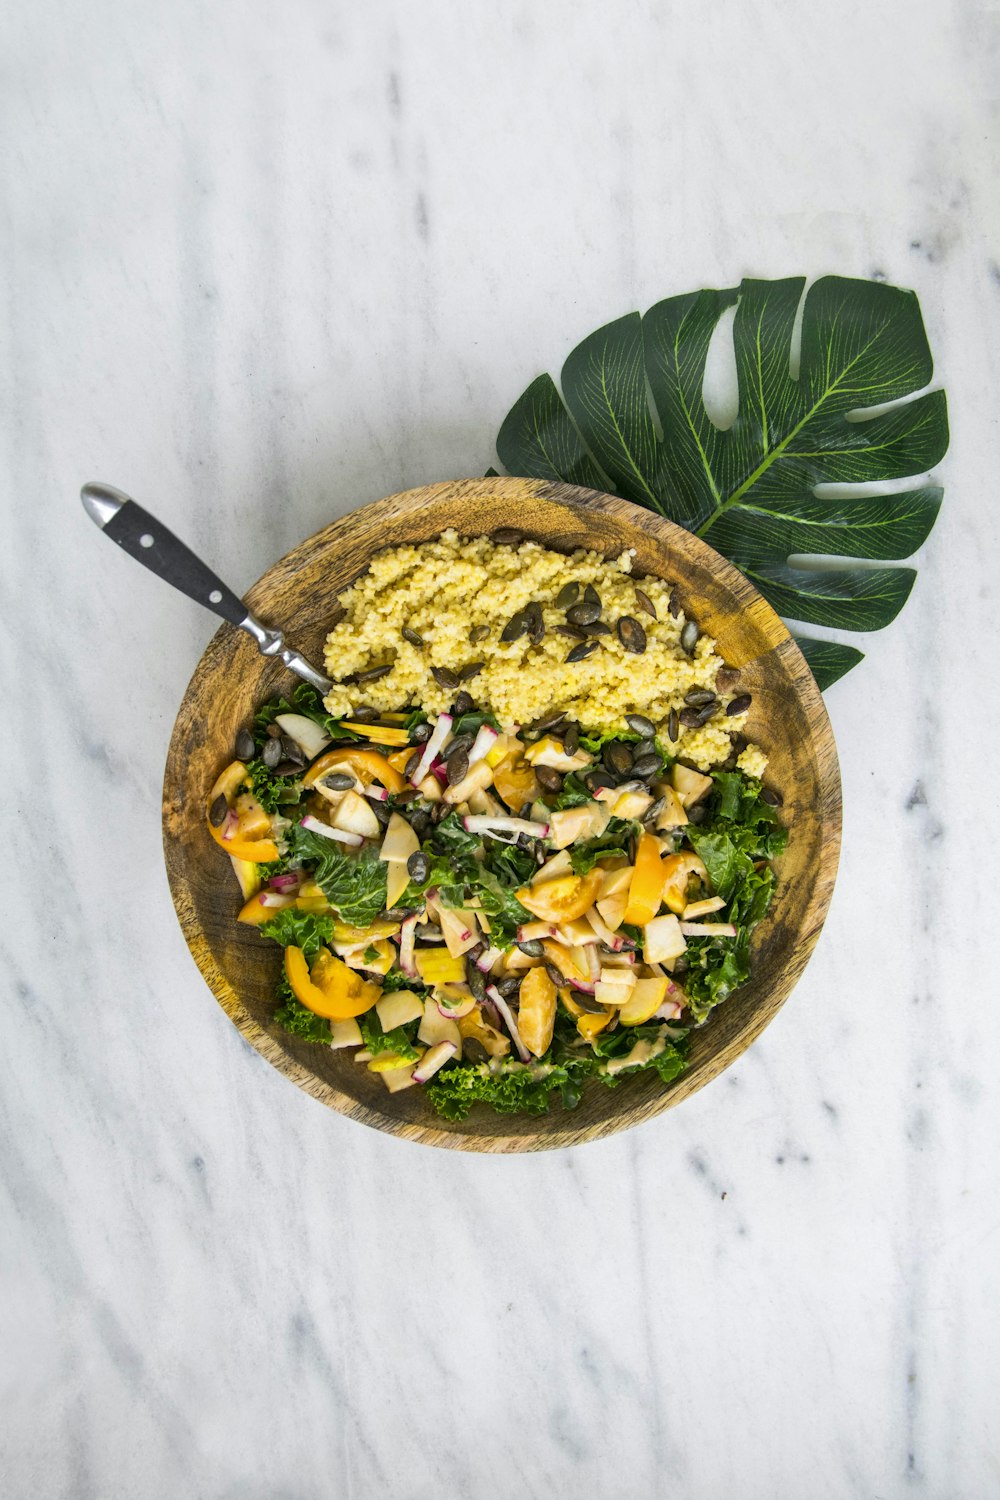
[258,907,334,958]
[495,276,948,684]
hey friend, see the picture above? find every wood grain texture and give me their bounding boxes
[162,477,842,1152]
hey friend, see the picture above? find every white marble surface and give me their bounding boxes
[3,2,1000,1496]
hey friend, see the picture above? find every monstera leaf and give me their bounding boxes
[494,277,948,688]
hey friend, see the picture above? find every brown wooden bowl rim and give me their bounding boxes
[162,477,842,1152]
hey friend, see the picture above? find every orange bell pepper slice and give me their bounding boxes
[207,759,280,861]
[302,747,406,795]
[285,946,380,1020]
[622,832,665,926]
[492,752,541,814]
[238,892,294,926]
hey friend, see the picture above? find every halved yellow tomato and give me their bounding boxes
[517,967,557,1057]
[515,868,604,924]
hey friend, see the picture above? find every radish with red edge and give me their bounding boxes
[362,784,390,802]
[485,983,531,1063]
[475,945,504,973]
[583,909,625,951]
[268,873,301,892]
[467,724,499,765]
[299,815,363,846]
[410,713,452,785]
[412,1040,458,1083]
[436,992,476,1019]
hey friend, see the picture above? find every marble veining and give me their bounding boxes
[2,1,999,1497]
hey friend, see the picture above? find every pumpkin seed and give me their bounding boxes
[410,811,432,840]
[558,624,586,640]
[431,801,450,823]
[687,804,707,825]
[631,752,660,779]
[262,736,282,768]
[761,786,783,807]
[587,770,616,792]
[493,527,522,546]
[583,620,612,636]
[372,799,391,827]
[273,761,302,777]
[500,608,529,643]
[667,708,679,743]
[643,795,666,826]
[431,665,459,691]
[562,722,580,756]
[459,662,484,681]
[530,708,568,734]
[545,962,566,988]
[566,640,598,662]
[404,751,423,781]
[616,616,647,653]
[583,583,601,609]
[525,600,545,644]
[467,965,487,1003]
[235,729,255,760]
[730,731,748,754]
[463,1037,489,1063]
[406,850,429,882]
[566,600,601,627]
[604,742,634,777]
[634,587,657,619]
[680,704,715,728]
[447,749,470,784]
[625,713,656,738]
[280,736,306,765]
[266,723,282,738]
[518,938,545,958]
[401,626,425,648]
[727,693,752,716]
[356,663,394,684]
[716,666,740,691]
[411,720,433,742]
[497,976,520,997]
[209,793,228,827]
[351,705,381,721]
[570,990,607,1014]
[452,689,474,714]
[535,765,563,793]
[469,622,490,644]
[684,688,716,707]
[394,787,418,804]
[324,771,356,791]
[555,582,579,609]
[442,734,474,760]
[668,588,682,618]
[680,620,699,653]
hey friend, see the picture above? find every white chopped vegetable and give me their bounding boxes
[274,713,332,761]
[330,790,381,840]
[410,712,453,785]
[467,723,500,765]
[485,984,531,1062]
[412,1041,458,1083]
[299,814,363,846]
[643,913,688,962]
[329,1018,363,1049]
[462,815,549,840]
[679,921,738,937]
[376,988,425,1031]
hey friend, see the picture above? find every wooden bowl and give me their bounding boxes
[163,477,841,1151]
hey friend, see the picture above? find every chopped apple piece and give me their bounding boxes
[598,865,633,899]
[412,1041,458,1083]
[683,896,726,920]
[531,849,574,885]
[385,861,411,909]
[547,804,606,849]
[643,913,687,963]
[273,713,332,761]
[596,892,627,931]
[671,763,713,808]
[611,787,654,820]
[654,785,689,830]
[437,905,480,958]
[380,1060,422,1092]
[329,1018,363,1049]
[523,735,592,772]
[376,989,425,1031]
[379,811,420,865]
[418,1007,462,1049]
[443,760,495,805]
[617,976,670,1026]
[331,789,381,840]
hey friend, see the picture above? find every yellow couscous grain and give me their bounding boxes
[322,531,765,773]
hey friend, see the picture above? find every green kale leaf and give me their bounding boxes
[258,907,334,957]
[284,827,388,928]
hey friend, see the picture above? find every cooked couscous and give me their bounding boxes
[322,530,765,773]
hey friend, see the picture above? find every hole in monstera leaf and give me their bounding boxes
[788,279,808,379]
[701,302,739,431]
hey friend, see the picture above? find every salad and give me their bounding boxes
[207,682,786,1120]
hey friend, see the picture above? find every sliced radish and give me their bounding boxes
[680,921,738,937]
[463,815,549,840]
[467,723,499,765]
[268,872,301,892]
[584,909,626,951]
[475,945,504,973]
[410,713,453,785]
[398,915,419,977]
[299,815,363,846]
[363,784,390,802]
[436,991,476,1020]
[258,890,295,908]
[654,999,685,1020]
[486,984,531,1063]
[412,1040,458,1083]
[518,922,560,942]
